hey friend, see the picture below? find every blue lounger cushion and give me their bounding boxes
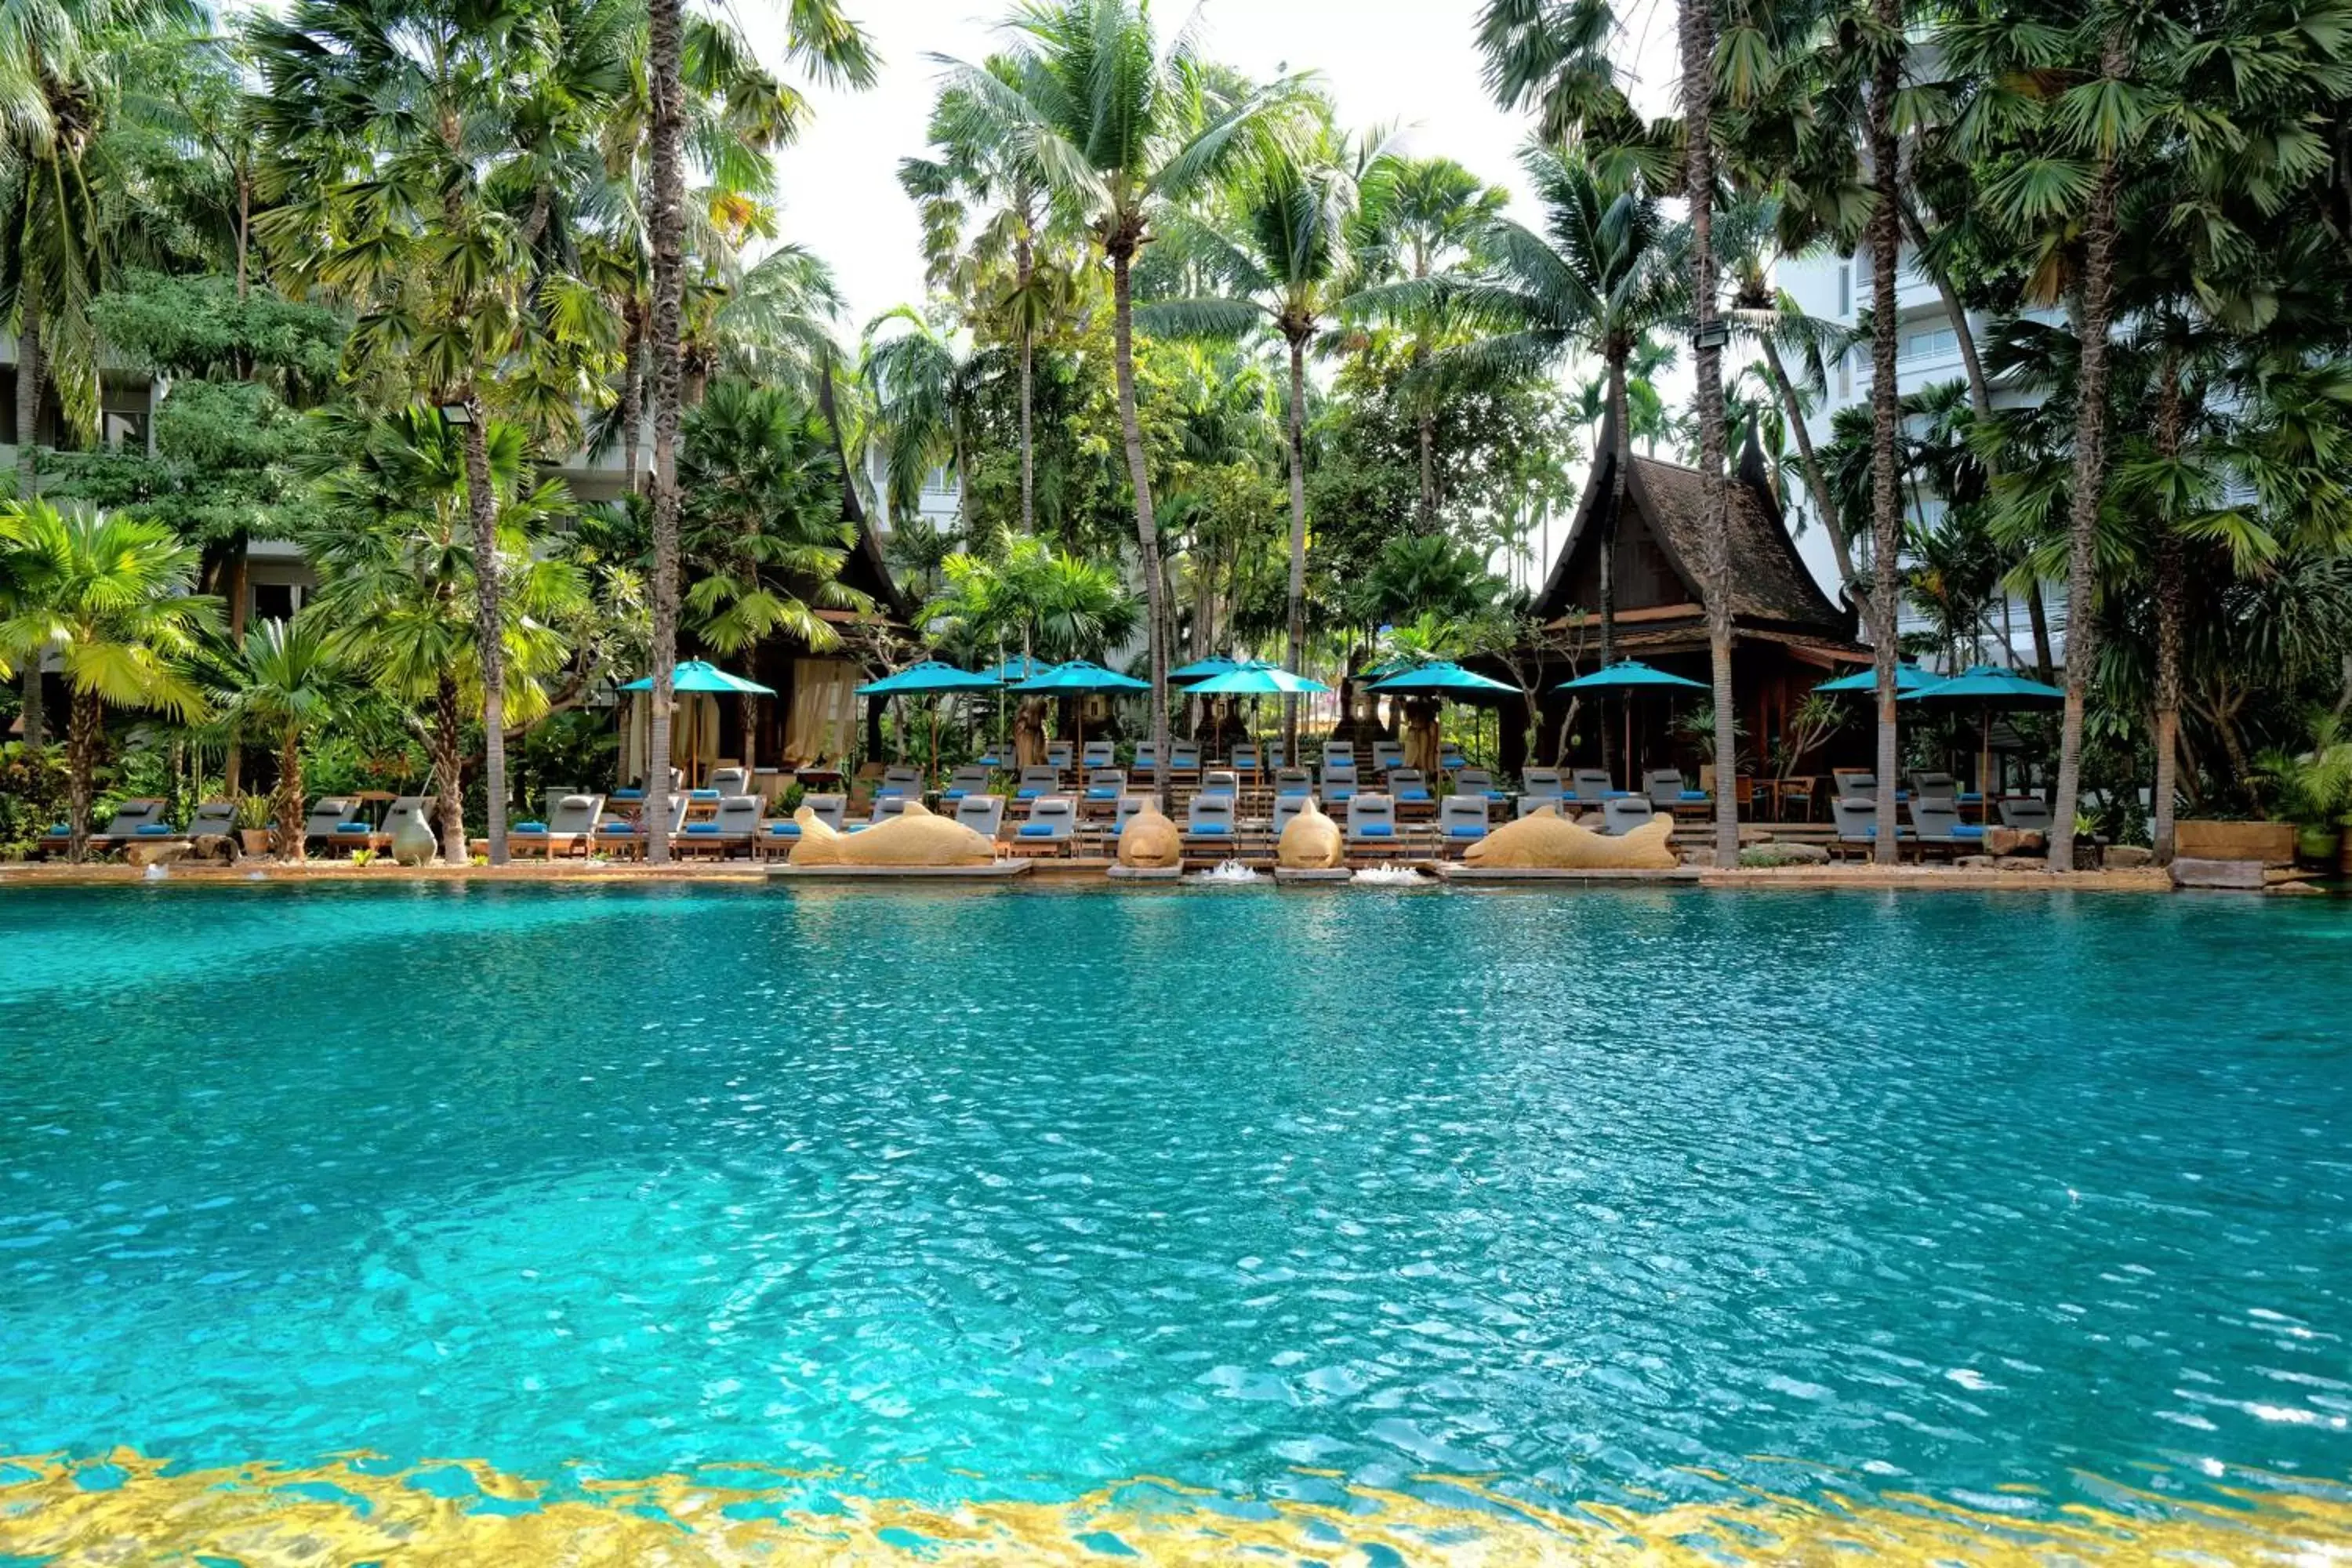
[1397,789,1432,802]
[333,822,368,833]
[1017,823,1058,837]
[1679,790,1708,802]
[1185,824,1231,836]
[1447,824,1487,838]
[766,822,799,835]
[611,789,644,801]
[1355,822,1395,837]
[1085,788,1117,800]
[44,824,67,836]
[1016,788,1044,800]
[689,789,720,800]
[1951,823,1986,838]
[684,822,720,834]
[136,823,176,835]
[514,822,548,833]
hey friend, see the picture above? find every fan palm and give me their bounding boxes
[862,307,988,535]
[221,612,350,861]
[0,500,214,861]
[935,0,1313,793]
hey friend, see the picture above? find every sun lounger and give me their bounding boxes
[953,793,1007,844]
[1438,794,1490,855]
[513,792,603,857]
[940,764,992,804]
[1012,765,1061,807]
[1005,795,1077,856]
[1998,797,2054,833]
[1181,793,1238,861]
[801,793,847,830]
[1519,768,1566,816]
[1454,767,1508,804]
[1646,768,1710,818]
[1231,742,1261,779]
[1570,767,1621,803]
[1080,740,1114,770]
[1131,740,1160,781]
[186,800,238,839]
[1370,739,1403,778]
[1439,742,1468,771]
[1388,768,1434,815]
[707,767,750,797]
[304,797,371,853]
[1265,740,1287,771]
[1831,795,1911,859]
[673,793,763,858]
[1907,771,1959,807]
[1198,768,1238,800]
[1272,765,1313,799]
[1602,797,1660,836]
[1907,798,1984,858]
[1083,768,1127,808]
[1321,761,1359,805]
[1167,740,1202,782]
[1046,741,1074,773]
[1322,740,1356,770]
[1346,793,1408,860]
[74,797,174,854]
[593,793,689,859]
[878,766,924,801]
[862,795,917,828]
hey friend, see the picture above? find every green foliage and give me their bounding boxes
[0,744,71,859]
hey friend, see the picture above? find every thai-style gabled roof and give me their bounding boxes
[1533,405,1855,643]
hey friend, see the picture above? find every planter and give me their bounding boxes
[2173,819,2296,866]
[238,828,275,858]
[2296,824,2342,868]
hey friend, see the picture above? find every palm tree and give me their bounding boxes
[1438,146,1687,776]
[251,0,627,864]
[0,500,214,861]
[222,612,349,862]
[1140,131,1385,757]
[862,307,987,536]
[937,0,1312,795]
[679,377,872,769]
[640,0,872,863]
[302,406,584,863]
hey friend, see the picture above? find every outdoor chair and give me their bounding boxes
[1345,793,1405,858]
[1321,761,1360,805]
[1265,740,1287,771]
[303,797,370,854]
[594,793,688,860]
[514,793,604,858]
[541,786,585,822]
[1273,766,1314,799]
[1232,742,1261,779]
[1082,768,1127,809]
[953,793,1007,844]
[60,797,173,855]
[1998,797,2055,833]
[940,764,992,804]
[864,795,915,826]
[1454,766,1508,804]
[677,794,763,858]
[1831,795,1911,859]
[1439,742,1468,771]
[1602,797,1660,836]
[1013,765,1061,806]
[1519,768,1566,817]
[1167,740,1203,782]
[1907,798,1984,859]
[1006,795,1077,856]
[1646,768,1710,817]
[1080,741,1115,769]
[879,766,924,800]
[1182,793,1239,859]
[1322,740,1356,769]
[708,766,750,797]
[1388,768,1435,817]
[1046,741,1074,773]
[1198,768,1239,800]
[186,800,238,839]
[801,793,847,830]
[1132,740,1161,779]
[1438,795,1490,855]
[1371,739,1405,776]
[1570,767,1618,802]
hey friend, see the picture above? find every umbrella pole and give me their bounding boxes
[1980,706,1992,817]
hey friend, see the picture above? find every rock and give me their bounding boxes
[1681,845,1716,868]
[2170,856,2265,890]
[1956,854,1995,869]
[124,840,190,869]
[1464,808,1678,871]
[1994,855,2047,871]
[2103,844,2153,869]
[1737,841,1829,868]
[2269,879,2325,896]
[189,833,235,863]
[789,800,994,867]
[1117,803,1181,869]
[1984,826,2047,856]
[1276,799,1344,869]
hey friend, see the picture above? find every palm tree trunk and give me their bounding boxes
[2151,354,2186,865]
[1760,338,1856,589]
[1018,236,1036,535]
[1865,20,1905,866]
[1417,408,1438,535]
[1681,0,1739,864]
[1283,333,1310,759]
[1109,241,1170,798]
[642,0,688,864]
[2048,34,2126,874]
[1601,348,1630,780]
[1897,198,2054,679]
[275,731,305,864]
[620,308,645,496]
[17,669,41,749]
[65,684,99,863]
[459,398,510,864]
[739,684,758,774]
[14,289,40,497]
[434,673,466,863]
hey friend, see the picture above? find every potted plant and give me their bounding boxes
[2255,717,2352,869]
[234,794,276,858]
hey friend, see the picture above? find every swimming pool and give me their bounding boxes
[2,882,2347,1561]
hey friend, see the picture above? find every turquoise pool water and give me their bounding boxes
[2,883,2348,1559]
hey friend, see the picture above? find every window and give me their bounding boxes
[1903,327,1958,361]
[1837,263,1851,318]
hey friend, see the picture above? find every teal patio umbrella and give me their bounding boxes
[858,661,1000,782]
[1170,655,1243,684]
[1555,660,1709,786]
[1189,662,1330,697]
[1902,664,2065,798]
[1010,659,1152,764]
[619,662,776,786]
[1813,662,1935,695]
[1367,661,1516,773]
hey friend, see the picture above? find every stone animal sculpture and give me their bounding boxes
[1276,798,1344,869]
[1117,801,1181,869]
[1463,806,1678,870]
[788,799,995,867]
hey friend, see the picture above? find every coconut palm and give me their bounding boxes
[1436,146,1687,776]
[221,612,350,862]
[0,500,214,861]
[639,0,872,863]
[678,377,872,769]
[935,0,1313,794]
[862,307,989,535]
[1139,130,1388,757]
